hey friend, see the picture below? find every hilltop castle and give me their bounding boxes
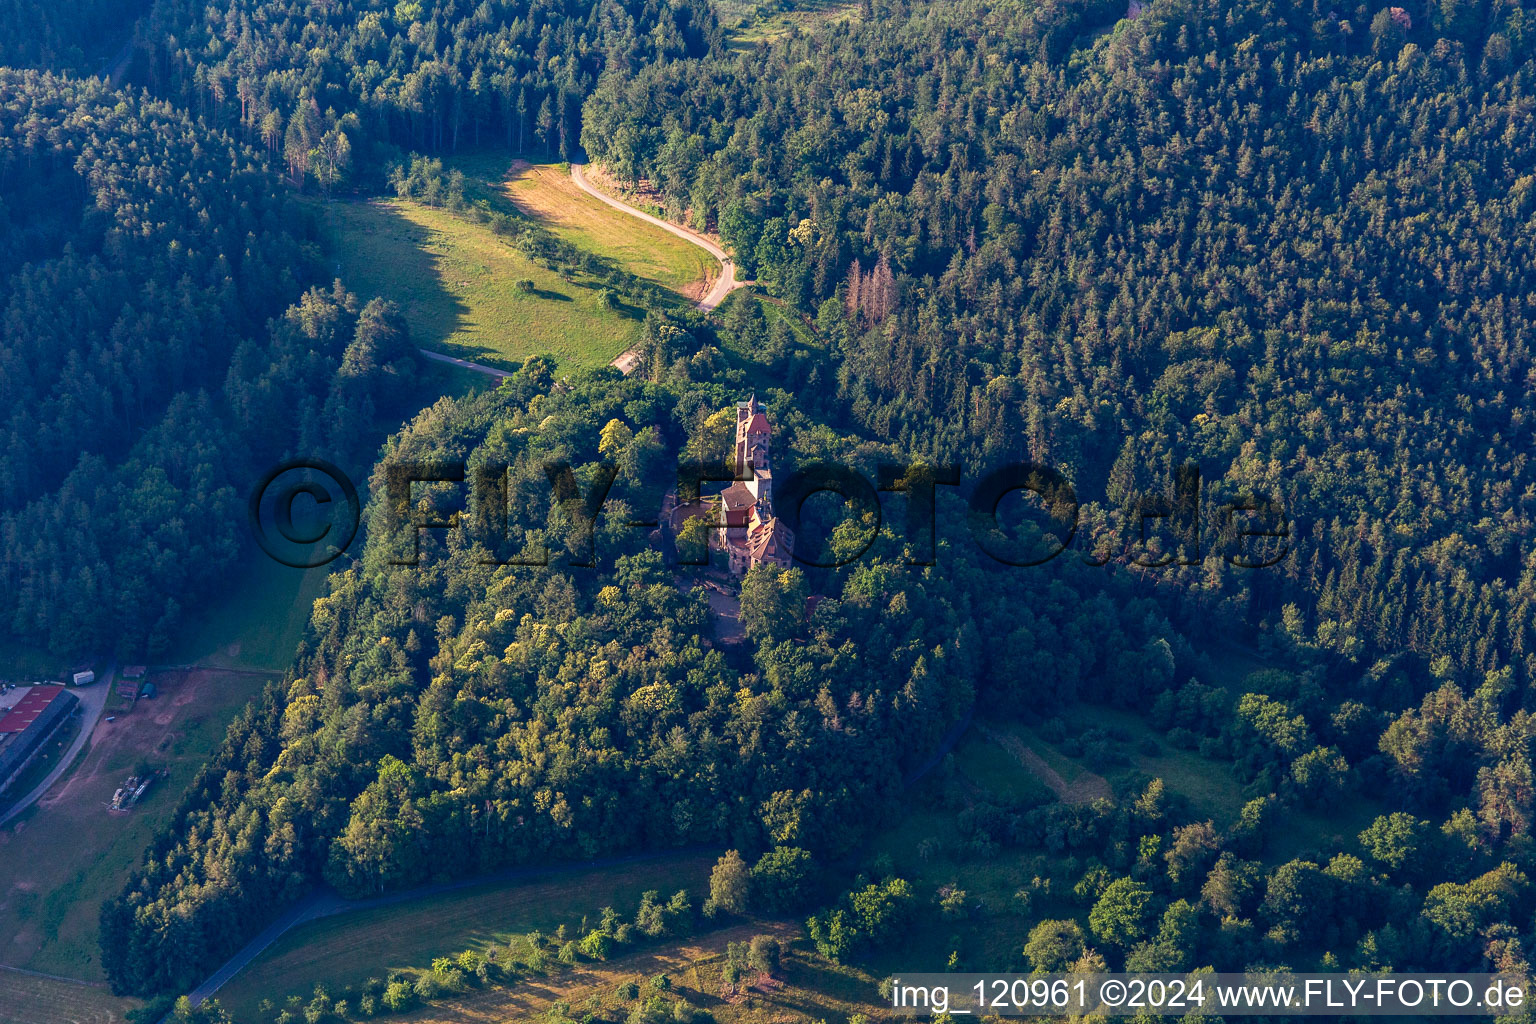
[719,396,793,575]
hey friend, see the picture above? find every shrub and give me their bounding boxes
[1166,726,1198,749]
[579,929,614,960]
[412,973,444,1001]
[382,980,414,1012]
[1024,919,1086,972]
[937,885,970,920]
[747,935,781,975]
[634,889,692,938]
[751,845,814,912]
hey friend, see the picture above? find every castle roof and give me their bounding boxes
[748,516,794,565]
[721,482,756,510]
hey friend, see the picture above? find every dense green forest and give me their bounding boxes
[582,0,1536,694]
[0,0,140,71]
[0,72,415,654]
[130,0,726,190]
[0,0,1530,1004]
[99,308,1212,993]
[103,302,1536,1000]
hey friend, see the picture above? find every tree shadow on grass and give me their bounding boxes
[611,296,649,320]
[323,200,471,358]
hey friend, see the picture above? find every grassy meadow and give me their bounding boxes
[501,161,714,297]
[718,0,861,48]
[217,851,719,1022]
[0,969,134,1024]
[319,198,642,371]
[162,549,332,673]
[367,925,887,1024]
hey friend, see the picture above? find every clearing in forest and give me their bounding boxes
[502,161,716,300]
[979,723,1114,805]
[322,199,642,371]
[719,0,861,48]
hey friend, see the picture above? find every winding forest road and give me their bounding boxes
[175,848,714,1014]
[417,347,513,379]
[169,698,980,1017]
[416,169,740,380]
[569,164,742,313]
[570,164,745,374]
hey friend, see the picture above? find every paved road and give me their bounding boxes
[417,347,513,379]
[0,665,114,830]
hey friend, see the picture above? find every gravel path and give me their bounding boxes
[569,164,747,376]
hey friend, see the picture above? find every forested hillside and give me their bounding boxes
[0,72,415,654]
[0,0,140,71]
[44,0,1536,1004]
[98,310,1198,995]
[582,0,1536,693]
[130,0,726,190]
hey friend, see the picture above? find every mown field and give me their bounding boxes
[218,851,719,1022]
[0,969,135,1024]
[502,161,714,298]
[320,199,642,371]
[0,669,269,998]
[375,924,886,1024]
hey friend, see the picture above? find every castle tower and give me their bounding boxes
[736,395,771,479]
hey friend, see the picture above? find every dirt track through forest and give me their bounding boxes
[569,163,746,375]
[978,724,1113,804]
